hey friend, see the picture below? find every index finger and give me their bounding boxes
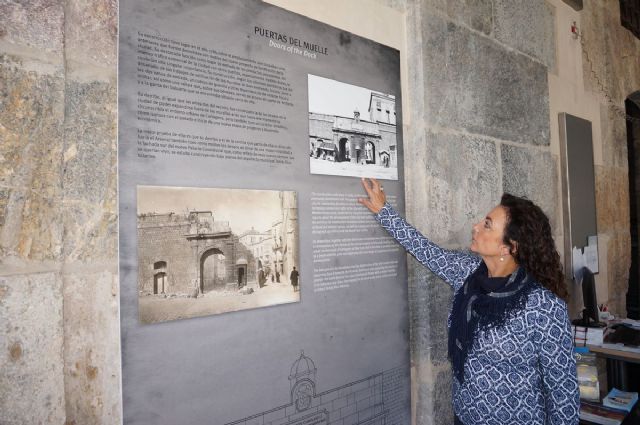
[361,177,374,196]
[370,178,381,192]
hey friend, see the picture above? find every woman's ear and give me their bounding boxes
[508,240,518,257]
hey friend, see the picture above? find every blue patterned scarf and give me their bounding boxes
[448,262,535,383]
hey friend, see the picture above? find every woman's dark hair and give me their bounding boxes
[500,193,568,300]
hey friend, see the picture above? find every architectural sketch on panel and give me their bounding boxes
[225,350,409,425]
[308,74,399,180]
[136,185,299,323]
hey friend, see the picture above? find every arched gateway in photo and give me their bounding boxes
[199,247,227,293]
[137,210,256,296]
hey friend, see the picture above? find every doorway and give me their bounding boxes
[365,141,375,164]
[153,261,167,294]
[200,248,225,293]
[626,93,640,319]
[237,266,246,287]
[153,272,167,294]
[338,138,349,162]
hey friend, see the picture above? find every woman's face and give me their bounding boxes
[470,205,509,258]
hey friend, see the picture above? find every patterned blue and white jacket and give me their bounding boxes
[375,203,579,425]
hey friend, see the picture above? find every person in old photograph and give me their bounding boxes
[290,267,299,292]
[358,178,579,425]
[258,266,266,288]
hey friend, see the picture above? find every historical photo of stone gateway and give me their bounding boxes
[136,185,299,324]
[308,74,399,180]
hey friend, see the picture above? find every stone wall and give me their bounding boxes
[309,113,335,141]
[396,0,638,422]
[579,0,640,316]
[400,1,557,423]
[0,1,120,424]
[137,218,194,295]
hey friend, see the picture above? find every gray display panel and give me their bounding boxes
[119,1,409,423]
[559,113,598,276]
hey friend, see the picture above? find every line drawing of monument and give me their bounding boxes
[225,351,409,425]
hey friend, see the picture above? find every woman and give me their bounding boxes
[358,178,579,425]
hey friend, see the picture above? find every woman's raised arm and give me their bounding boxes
[358,177,386,214]
[359,178,480,290]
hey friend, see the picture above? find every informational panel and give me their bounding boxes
[559,113,598,279]
[118,1,409,423]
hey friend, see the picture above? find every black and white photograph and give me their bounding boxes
[308,74,399,180]
[137,185,299,323]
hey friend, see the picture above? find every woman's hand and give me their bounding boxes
[358,177,386,214]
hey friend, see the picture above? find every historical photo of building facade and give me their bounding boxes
[136,185,299,324]
[308,74,399,180]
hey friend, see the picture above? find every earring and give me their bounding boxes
[500,256,504,262]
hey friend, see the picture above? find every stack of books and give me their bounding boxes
[574,325,606,346]
[579,388,638,425]
[575,347,599,401]
[603,388,638,412]
[579,402,627,425]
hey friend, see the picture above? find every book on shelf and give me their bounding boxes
[574,325,606,346]
[575,347,599,401]
[603,388,638,413]
[579,401,627,425]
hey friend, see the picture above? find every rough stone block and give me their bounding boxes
[64,0,118,69]
[0,59,63,185]
[411,130,501,245]
[599,104,629,169]
[0,272,65,424]
[403,125,428,219]
[432,369,454,425]
[0,187,8,227]
[424,271,452,360]
[421,13,551,145]
[0,54,65,260]
[501,144,559,233]
[0,1,64,55]
[605,231,631,316]
[492,0,556,69]
[595,165,630,234]
[422,0,493,35]
[61,77,117,267]
[414,367,453,425]
[62,269,121,425]
[581,1,640,105]
[63,79,117,205]
[0,188,64,261]
[408,261,452,363]
[62,201,117,262]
